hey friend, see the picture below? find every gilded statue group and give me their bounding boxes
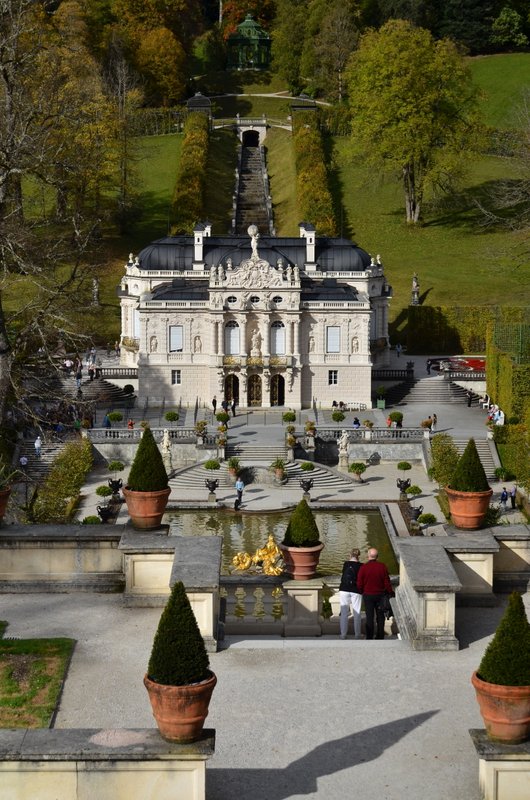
[232,533,284,576]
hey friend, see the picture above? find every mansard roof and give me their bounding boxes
[150,280,209,301]
[136,233,372,273]
[300,279,360,302]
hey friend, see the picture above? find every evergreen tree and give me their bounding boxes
[478,592,530,686]
[127,427,169,492]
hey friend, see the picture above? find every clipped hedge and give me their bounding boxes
[171,113,210,233]
[486,324,530,423]
[404,305,527,355]
[32,439,93,523]
[292,112,337,237]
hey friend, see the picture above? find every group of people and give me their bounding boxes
[500,486,517,513]
[212,396,237,417]
[339,548,393,640]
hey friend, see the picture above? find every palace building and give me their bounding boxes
[118,223,392,409]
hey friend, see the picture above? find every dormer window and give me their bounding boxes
[227,296,237,304]
[272,296,283,304]
[250,296,260,304]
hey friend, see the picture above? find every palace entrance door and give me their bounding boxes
[270,374,285,406]
[247,374,262,406]
[224,374,239,404]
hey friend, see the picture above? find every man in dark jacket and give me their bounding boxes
[339,548,363,639]
[357,548,393,640]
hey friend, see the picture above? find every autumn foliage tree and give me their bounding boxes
[347,19,481,224]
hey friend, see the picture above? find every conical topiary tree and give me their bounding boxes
[127,426,168,492]
[449,438,490,492]
[477,592,530,686]
[147,581,210,686]
[283,498,321,546]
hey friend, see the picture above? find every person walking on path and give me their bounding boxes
[34,436,42,459]
[396,343,402,358]
[466,390,473,407]
[221,399,229,413]
[357,548,393,640]
[235,476,244,509]
[431,413,437,432]
[231,399,237,418]
[510,485,517,510]
[339,549,363,639]
[500,487,508,513]
[212,396,217,414]
[102,414,111,429]
[426,359,432,375]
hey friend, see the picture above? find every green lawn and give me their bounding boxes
[332,138,530,325]
[211,94,292,119]
[469,53,530,129]
[0,635,75,728]
[266,128,299,235]
[204,129,239,233]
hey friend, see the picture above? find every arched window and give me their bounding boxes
[224,320,240,355]
[270,320,285,355]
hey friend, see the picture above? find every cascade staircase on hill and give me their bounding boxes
[17,437,73,482]
[234,146,271,234]
[224,442,287,462]
[452,438,497,480]
[384,375,479,405]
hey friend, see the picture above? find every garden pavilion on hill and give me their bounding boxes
[227,14,271,70]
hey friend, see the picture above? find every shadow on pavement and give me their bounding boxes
[207,711,439,800]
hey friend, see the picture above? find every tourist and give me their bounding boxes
[396,343,402,358]
[352,417,360,429]
[127,418,135,430]
[212,396,217,413]
[510,486,517,510]
[431,413,437,432]
[221,399,229,413]
[466,389,473,407]
[88,363,96,382]
[235,476,244,508]
[231,399,237,417]
[426,358,432,375]
[19,455,28,472]
[339,548,363,640]
[102,414,111,429]
[500,487,508,513]
[114,340,120,357]
[75,365,83,389]
[357,548,393,640]
[386,415,392,428]
[34,436,42,459]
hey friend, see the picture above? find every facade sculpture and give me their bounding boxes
[118,222,391,409]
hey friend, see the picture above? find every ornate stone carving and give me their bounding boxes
[224,258,284,289]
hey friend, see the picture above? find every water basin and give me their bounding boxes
[164,508,398,576]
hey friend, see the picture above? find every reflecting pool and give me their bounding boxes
[164,508,398,575]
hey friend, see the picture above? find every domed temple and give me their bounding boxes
[118,223,392,409]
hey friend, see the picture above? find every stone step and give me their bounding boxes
[384,377,479,405]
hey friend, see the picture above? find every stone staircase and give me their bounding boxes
[235,146,270,234]
[452,438,497,480]
[384,376,478,405]
[17,437,73,482]
[225,442,287,462]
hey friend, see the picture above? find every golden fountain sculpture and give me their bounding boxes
[232,533,284,576]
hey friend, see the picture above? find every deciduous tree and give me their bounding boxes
[347,19,480,224]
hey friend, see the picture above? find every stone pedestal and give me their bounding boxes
[470,729,530,800]
[0,728,215,800]
[208,492,217,505]
[338,453,349,472]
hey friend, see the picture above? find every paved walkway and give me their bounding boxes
[2,592,529,800]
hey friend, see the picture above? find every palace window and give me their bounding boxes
[270,320,286,355]
[326,326,340,353]
[227,296,237,304]
[169,325,183,352]
[171,370,181,385]
[328,370,338,385]
[224,320,240,355]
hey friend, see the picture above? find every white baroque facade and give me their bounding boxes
[118,223,392,409]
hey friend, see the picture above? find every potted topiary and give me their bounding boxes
[123,427,170,530]
[349,462,367,482]
[279,498,324,580]
[0,464,19,525]
[471,592,530,743]
[445,438,492,529]
[417,513,437,534]
[164,411,179,424]
[270,457,286,481]
[107,411,124,424]
[332,410,345,423]
[227,456,240,477]
[389,411,403,428]
[376,385,386,409]
[282,410,296,424]
[144,580,216,743]
[96,485,113,498]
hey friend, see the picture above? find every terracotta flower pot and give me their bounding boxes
[446,487,493,530]
[123,486,171,530]
[0,486,11,525]
[472,671,530,744]
[144,671,217,743]
[279,542,324,580]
